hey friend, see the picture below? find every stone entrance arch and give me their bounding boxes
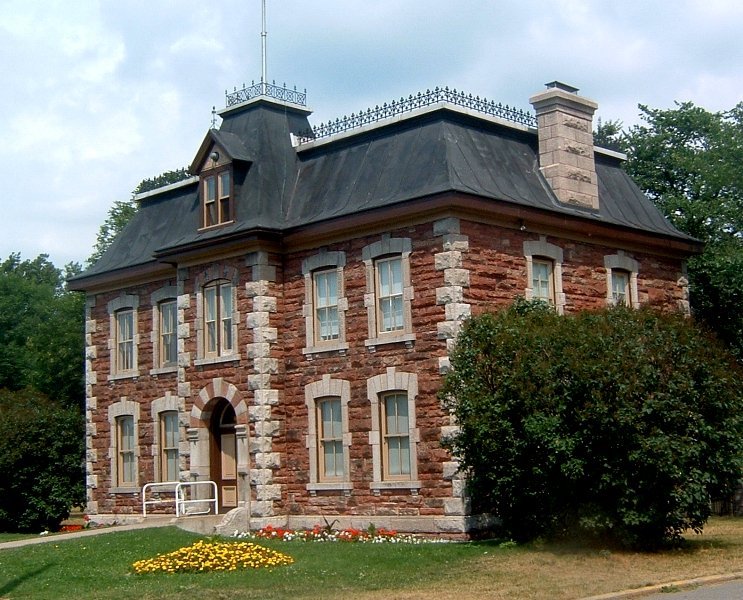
[187,379,250,512]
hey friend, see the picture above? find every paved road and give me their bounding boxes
[641,578,743,599]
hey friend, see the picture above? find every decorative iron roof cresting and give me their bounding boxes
[226,81,307,107]
[296,87,537,143]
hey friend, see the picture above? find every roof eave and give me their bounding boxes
[283,192,703,258]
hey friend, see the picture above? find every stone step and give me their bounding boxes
[172,514,224,535]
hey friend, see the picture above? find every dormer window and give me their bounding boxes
[202,168,232,227]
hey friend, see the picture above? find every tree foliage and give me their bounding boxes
[441,300,743,548]
[0,254,84,409]
[87,167,190,266]
[0,388,85,532]
[594,118,624,152]
[622,102,743,360]
[624,102,743,243]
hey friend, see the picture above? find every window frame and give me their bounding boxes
[362,237,415,349]
[159,410,180,483]
[201,166,233,228]
[302,251,348,355]
[203,280,234,359]
[611,269,630,306]
[304,377,352,494]
[523,237,565,314]
[317,397,344,482]
[116,415,135,487]
[159,300,178,367]
[604,252,639,308]
[367,368,420,493]
[107,294,139,379]
[375,256,405,333]
[313,269,340,343]
[531,258,555,305]
[108,398,139,492]
[115,309,134,373]
[380,392,412,480]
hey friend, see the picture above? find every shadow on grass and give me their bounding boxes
[0,562,56,596]
[466,526,741,558]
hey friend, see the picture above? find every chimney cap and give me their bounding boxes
[544,81,579,94]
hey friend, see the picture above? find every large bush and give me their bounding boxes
[0,388,85,532]
[441,300,743,548]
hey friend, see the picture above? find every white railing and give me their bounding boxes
[142,481,179,517]
[176,481,218,517]
[141,480,218,517]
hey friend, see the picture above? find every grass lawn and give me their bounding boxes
[0,518,742,599]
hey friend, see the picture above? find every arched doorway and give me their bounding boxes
[209,398,238,513]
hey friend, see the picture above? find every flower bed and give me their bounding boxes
[132,540,294,574]
[233,524,422,544]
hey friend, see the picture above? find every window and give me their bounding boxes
[159,300,177,367]
[604,252,639,308]
[362,237,415,348]
[381,393,411,478]
[611,270,630,306]
[115,310,134,372]
[108,398,139,490]
[203,169,232,227]
[159,411,179,482]
[305,376,352,493]
[367,368,420,492]
[317,397,344,480]
[523,237,565,314]
[376,257,404,332]
[314,270,339,342]
[204,281,233,357]
[116,415,135,487]
[302,251,348,354]
[107,294,139,379]
[531,259,555,304]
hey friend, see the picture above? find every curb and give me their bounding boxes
[581,571,743,599]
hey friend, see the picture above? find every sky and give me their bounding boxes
[2,0,742,269]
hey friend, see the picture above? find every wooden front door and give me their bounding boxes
[210,399,238,513]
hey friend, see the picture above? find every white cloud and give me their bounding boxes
[0,0,741,267]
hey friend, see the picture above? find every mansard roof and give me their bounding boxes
[70,89,699,288]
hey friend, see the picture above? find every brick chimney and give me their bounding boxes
[529,82,599,210]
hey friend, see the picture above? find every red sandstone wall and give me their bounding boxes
[86,218,687,517]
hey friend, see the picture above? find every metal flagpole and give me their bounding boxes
[261,0,267,95]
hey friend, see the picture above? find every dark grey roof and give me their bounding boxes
[71,97,696,286]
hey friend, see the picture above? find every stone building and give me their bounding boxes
[68,81,700,535]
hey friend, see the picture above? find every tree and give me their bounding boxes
[441,300,743,548]
[622,102,743,360]
[0,254,84,409]
[593,118,624,152]
[87,168,190,266]
[0,388,85,532]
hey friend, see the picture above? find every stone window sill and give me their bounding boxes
[194,354,241,367]
[302,342,350,356]
[150,366,177,376]
[365,333,416,351]
[110,486,139,495]
[370,480,421,495]
[107,371,140,382]
[307,482,353,496]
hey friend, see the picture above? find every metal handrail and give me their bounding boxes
[142,481,179,517]
[175,481,218,517]
[142,480,219,517]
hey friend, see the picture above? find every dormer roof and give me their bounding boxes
[190,129,252,174]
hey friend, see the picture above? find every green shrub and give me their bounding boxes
[441,300,743,548]
[0,388,85,532]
